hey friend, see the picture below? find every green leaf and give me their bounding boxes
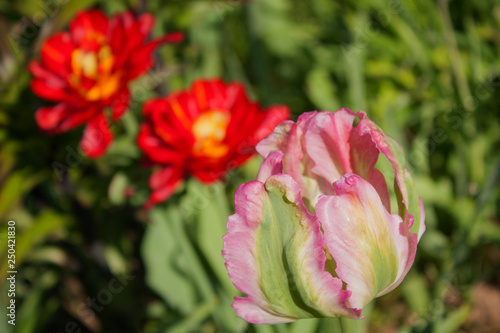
[16,270,59,333]
[141,207,198,314]
[0,210,69,280]
[339,302,373,333]
[181,181,244,331]
[0,170,47,218]
[413,175,453,207]
[290,318,320,333]
[53,0,99,31]
[164,296,218,333]
[306,66,340,111]
[419,229,449,259]
[0,288,14,333]
[108,172,128,205]
[255,324,276,333]
[190,181,237,295]
[401,272,431,316]
[433,304,470,333]
[318,318,342,333]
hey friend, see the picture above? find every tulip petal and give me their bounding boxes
[256,118,315,203]
[417,198,426,241]
[256,112,336,210]
[256,120,294,158]
[80,113,113,158]
[353,117,425,238]
[223,175,360,325]
[256,112,315,160]
[256,151,284,182]
[305,109,356,182]
[316,174,417,309]
[368,168,391,212]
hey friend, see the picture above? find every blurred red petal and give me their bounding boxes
[138,12,154,36]
[35,103,102,133]
[253,105,290,142]
[204,79,228,109]
[31,78,69,101]
[137,79,291,196]
[147,98,195,149]
[80,113,113,158]
[111,88,130,120]
[29,61,64,81]
[137,123,187,165]
[159,31,184,44]
[144,167,184,208]
[112,11,148,65]
[70,9,109,46]
[35,103,69,131]
[124,31,182,80]
[123,46,155,80]
[40,32,74,76]
[192,169,224,183]
[59,105,101,131]
[117,10,135,30]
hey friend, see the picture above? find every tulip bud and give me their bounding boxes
[223,109,425,324]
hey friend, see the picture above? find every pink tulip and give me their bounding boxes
[222,109,425,324]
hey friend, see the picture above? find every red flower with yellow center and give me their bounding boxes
[137,79,290,208]
[29,9,183,157]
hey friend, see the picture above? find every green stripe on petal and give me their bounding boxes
[223,174,360,324]
[316,174,416,309]
[354,116,425,239]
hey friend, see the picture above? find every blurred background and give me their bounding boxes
[1,0,500,332]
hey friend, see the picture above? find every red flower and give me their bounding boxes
[137,79,290,208]
[29,9,183,158]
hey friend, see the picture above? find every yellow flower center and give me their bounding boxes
[69,44,121,101]
[192,110,231,158]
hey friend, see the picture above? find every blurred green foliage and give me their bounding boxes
[1,0,500,332]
